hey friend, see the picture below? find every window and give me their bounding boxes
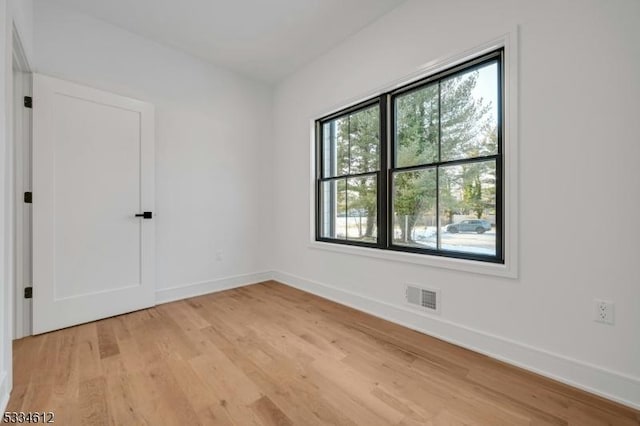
[318,102,382,244]
[316,49,504,263]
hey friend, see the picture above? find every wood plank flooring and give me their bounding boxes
[7,281,640,425]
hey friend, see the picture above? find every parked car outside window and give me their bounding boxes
[445,219,492,234]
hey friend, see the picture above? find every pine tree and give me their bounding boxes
[336,106,379,239]
[332,64,497,243]
[393,68,496,242]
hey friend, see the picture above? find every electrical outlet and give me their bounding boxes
[594,299,614,325]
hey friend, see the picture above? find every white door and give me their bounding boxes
[32,74,155,334]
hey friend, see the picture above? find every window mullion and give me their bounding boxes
[347,114,351,175]
[436,80,442,249]
[379,95,389,248]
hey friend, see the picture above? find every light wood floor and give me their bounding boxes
[7,281,640,425]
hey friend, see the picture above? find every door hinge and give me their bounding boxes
[24,191,32,203]
[24,286,33,299]
[24,96,32,109]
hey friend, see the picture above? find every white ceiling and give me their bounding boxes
[47,0,406,83]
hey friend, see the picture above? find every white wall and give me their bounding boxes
[33,1,274,302]
[272,0,640,408]
[1,0,34,412]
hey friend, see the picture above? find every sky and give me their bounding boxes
[473,61,499,122]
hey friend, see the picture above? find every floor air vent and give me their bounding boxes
[405,285,440,314]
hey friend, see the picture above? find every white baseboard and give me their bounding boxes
[155,271,273,305]
[271,270,640,410]
[0,371,9,414]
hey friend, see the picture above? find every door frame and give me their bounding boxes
[11,27,31,339]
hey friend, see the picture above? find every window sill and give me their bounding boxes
[308,240,517,279]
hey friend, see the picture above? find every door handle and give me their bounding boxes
[135,212,153,219]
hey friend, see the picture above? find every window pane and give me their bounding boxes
[320,179,346,239]
[348,106,380,175]
[439,160,497,256]
[322,105,379,177]
[441,61,499,161]
[392,169,437,248]
[322,121,349,177]
[322,123,334,177]
[346,176,377,242]
[395,83,439,167]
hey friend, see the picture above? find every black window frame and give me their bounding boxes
[315,48,504,264]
